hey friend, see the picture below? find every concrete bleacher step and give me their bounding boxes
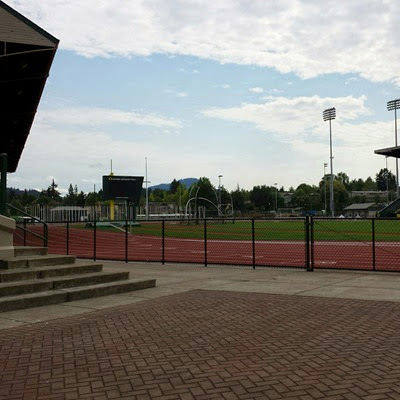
[0,254,76,269]
[60,278,156,301]
[0,262,103,282]
[0,246,156,312]
[0,291,69,312]
[0,272,130,296]
[14,246,48,257]
[0,280,53,297]
[0,278,156,312]
[50,271,130,289]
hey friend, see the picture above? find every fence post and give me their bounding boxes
[305,215,311,271]
[125,219,128,263]
[372,218,376,271]
[252,218,256,269]
[93,220,97,261]
[310,216,314,271]
[66,221,69,255]
[204,218,208,267]
[162,219,165,265]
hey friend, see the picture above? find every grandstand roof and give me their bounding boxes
[374,146,400,159]
[0,0,58,172]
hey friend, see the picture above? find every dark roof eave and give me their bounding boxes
[0,0,59,46]
[9,47,57,172]
[374,146,400,158]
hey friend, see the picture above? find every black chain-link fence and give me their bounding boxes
[12,217,400,271]
[312,217,400,271]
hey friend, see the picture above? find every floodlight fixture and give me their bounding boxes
[387,99,400,111]
[323,107,336,217]
[387,99,400,196]
[323,107,336,121]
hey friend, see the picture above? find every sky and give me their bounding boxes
[5,0,400,194]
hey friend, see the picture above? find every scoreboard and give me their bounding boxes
[102,175,144,203]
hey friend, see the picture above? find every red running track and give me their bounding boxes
[14,225,400,271]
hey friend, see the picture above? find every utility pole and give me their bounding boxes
[144,157,151,220]
[324,162,328,215]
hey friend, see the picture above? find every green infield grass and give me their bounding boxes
[74,219,400,242]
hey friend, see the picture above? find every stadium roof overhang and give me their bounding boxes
[0,0,58,172]
[374,146,400,159]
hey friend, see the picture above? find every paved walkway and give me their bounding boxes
[2,263,400,399]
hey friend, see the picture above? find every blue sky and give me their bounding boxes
[6,0,400,194]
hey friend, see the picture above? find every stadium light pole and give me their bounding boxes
[218,175,223,215]
[274,182,278,213]
[386,156,389,204]
[387,99,400,197]
[144,157,151,220]
[323,107,336,217]
[323,163,328,215]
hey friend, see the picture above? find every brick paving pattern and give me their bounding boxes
[1,290,400,399]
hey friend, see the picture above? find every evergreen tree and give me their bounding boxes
[169,179,180,194]
[376,168,396,191]
[363,176,377,191]
[64,184,76,206]
[76,191,86,207]
[46,179,61,201]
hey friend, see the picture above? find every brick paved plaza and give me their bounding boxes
[1,289,400,399]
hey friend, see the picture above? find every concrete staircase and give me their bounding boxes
[0,247,156,312]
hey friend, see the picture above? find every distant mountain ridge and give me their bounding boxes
[149,178,198,191]
[7,187,40,197]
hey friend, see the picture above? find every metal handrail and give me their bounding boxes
[7,203,48,247]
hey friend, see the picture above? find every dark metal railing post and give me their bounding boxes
[23,218,27,245]
[305,215,311,271]
[66,221,69,255]
[6,203,47,247]
[372,218,376,271]
[93,220,97,261]
[204,218,207,267]
[162,219,165,265]
[252,218,256,269]
[125,219,128,263]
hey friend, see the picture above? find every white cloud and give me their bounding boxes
[8,97,393,194]
[249,87,264,94]
[221,84,231,89]
[202,95,371,141]
[38,107,182,129]
[46,175,57,184]
[201,95,393,186]
[164,88,189,98]
[345,77,360,85]
[265,89,282,95]
[6,0,400,84]
[10,104,237,192]
[9,120,238,193]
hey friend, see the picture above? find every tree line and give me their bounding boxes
[7,180,101,210]
[7,168,396,216]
